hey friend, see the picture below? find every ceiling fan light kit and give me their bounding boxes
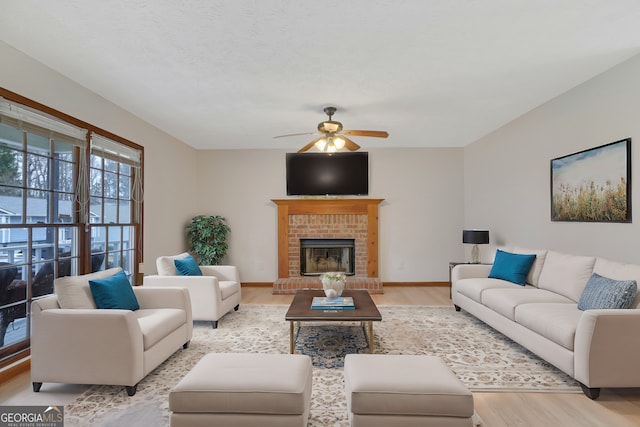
[274,106,389,153]
[315,135,345,152]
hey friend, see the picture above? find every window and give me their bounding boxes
[0,93,144,365]
[89,134,142,280]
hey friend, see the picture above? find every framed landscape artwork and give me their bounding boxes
[551,138,631,222]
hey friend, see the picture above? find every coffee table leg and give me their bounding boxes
[361,321,375,353]
[290,321,294,354]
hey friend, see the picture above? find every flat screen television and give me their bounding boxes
[286,151,369,196]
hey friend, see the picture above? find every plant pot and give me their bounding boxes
[321,278,346,298]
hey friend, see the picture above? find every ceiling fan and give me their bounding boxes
[274,106,389,153]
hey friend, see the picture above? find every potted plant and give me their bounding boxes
[186,215,230,265]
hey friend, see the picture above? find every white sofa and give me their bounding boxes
[31,268,193,396]
[143,253,241,328]
[452,248,640,399]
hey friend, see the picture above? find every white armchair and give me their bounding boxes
[143,253,241,328]
[31,268,193,396]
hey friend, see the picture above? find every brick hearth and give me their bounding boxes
[273,276,383,295]
[272,198,384,294]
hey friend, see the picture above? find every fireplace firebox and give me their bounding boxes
[300,238,355,276]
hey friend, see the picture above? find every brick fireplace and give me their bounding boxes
[271,198,383,294]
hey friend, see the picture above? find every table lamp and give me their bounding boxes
[462,230,490,264]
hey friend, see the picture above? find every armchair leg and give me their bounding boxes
[125,384,138,396]
[32,382,42,392]
[234,304,240,311]
[454,305,461,312]
[183,340,190,349]
[579,383,601,400]
[211,320,218,329]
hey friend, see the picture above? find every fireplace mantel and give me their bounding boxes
[272,198,383,278]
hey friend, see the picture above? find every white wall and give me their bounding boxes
[464,53,640,263]
[0,42,200,274]
[196,148,464,282]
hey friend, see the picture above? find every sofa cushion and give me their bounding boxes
[594,258,640,309]
[54,267,123,309]
[488,250,536,285]
[454,278,516,303]
[136,308,188,350]
[538,251,596,302]
[515,303,582,351]
[482,288,574,321]
[512,247,547,287]
[174,255,202,276]
[89,270,140,311]
[577,273,637,310]
[156,253,190,276]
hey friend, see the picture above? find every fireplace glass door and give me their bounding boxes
[300,238,355,276]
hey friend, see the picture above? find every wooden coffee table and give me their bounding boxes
[285,289,382,354]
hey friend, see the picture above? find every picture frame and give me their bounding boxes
[551,138,631,223]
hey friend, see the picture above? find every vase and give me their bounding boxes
[321,277,346,298]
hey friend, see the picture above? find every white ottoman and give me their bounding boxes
[170,353,313,427]
[344,354,474,427]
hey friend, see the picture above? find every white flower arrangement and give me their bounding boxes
[320,272,346,282]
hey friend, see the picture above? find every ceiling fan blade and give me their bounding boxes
[298,136,324,153]
[341,136,361,151]
[273,132,316,139]
[342,130,389,138]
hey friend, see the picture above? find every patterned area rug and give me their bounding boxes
[64,305,580,426]
[295,324,370,368]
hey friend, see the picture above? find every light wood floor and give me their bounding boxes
[1,286,640,426]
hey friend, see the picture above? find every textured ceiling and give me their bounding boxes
[1,0,640,150]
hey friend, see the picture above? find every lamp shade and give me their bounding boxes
[462,230,489,244]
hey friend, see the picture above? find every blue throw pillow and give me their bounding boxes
[488,249,536,285]
[174,255,202,276]
[578,273,637,310]
[89,270,140,310]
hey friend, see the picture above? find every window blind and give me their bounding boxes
[0,97,87,147]
[90,133,142,167]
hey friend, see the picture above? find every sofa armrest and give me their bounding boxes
[144,275,220,299]
[574,309,640,388]
[451,264,492,282]
[31,298,144,386]
[199,265,240,282]
[134,286,192,312]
